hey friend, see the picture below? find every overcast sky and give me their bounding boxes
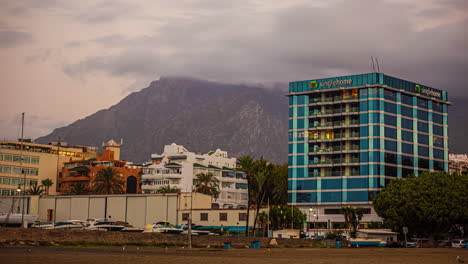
[0,0,467,140]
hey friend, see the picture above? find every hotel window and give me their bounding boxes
[219,213,228,221]
[385,165,398,177]
[417,110,428,120]
[384,90,396,101]
[418,158,429,169]
[418,134,429,145]
[433,125,443,136]
[385,114,397,127]
[434,148,444,160]
[239,213,247,221]
[401,118,413,130]
[384,102,396,113]
[433,113,443,124]
[402,155,414,166]
[401,106,413,117]
[417,98,428,109]
[417,122,429,133]
[418,146,429,157]
[384,127,397,139]
[200,213,208,221]
[432,102,443,113]
[402,168,414,178]
[384,140,397,152]
[401,94,413,106]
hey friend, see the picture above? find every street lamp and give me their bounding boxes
[308,208,313,237]
[16,185,21,194]
[313,213,318,238]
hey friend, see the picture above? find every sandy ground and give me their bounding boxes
[1,247,467,264]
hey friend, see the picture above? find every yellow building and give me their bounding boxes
[0,140,97,196]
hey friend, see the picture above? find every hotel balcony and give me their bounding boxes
[141,173,183,180]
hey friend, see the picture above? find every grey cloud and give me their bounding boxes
[0,30,33,47]
[74,1,137,24]
[62,0,467,95]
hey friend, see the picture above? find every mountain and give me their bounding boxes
[36,77,289,163]
[36,77,468,164]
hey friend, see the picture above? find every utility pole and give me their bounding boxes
[267,197,270,237]
[19,113,26,227]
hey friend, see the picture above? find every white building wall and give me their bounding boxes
[141,143,248,209]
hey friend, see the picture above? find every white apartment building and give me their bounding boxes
[141,143,248,209]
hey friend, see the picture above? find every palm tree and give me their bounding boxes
[93,167,125,194]
[41,178,54,195]
[252,169,269,233]
[341,205,365,238]
[237,155,255,235]
[157,185,181,193]
[27,184,44,195]
[194,172,220,198]
[67,182,90,195]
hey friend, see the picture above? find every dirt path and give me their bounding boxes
[1,247,467,264]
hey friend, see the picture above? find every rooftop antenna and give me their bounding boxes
[376,57,381,73]
[370,56,376,72]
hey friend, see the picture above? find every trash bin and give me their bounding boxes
[250,240,261,249]
[335,240,341,248]
[224,242,231,250]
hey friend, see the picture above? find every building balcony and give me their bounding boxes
[309,158,360,167]
[310,146,360,154]
[141,173,183,180]
[309,134,360,142]
[310,107,360,117]
[60,176,90,182]
[309,96,359,105]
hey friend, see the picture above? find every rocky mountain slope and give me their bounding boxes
[36,77,289,163]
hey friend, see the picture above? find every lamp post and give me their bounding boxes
[313,212,318,238]
[308,208,313,238]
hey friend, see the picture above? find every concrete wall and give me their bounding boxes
[36,194,181,227]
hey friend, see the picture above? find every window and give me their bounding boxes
[182,213,189,221]
[432,102,442,113]
[418,146,429,157]
[418,110,428,120]
[418,122,429,133]
[433,113,443,124]
[434,148,444,160]
[384,140,397,152]
[384,102,396,113]
[402,168,414,178]
[401,94,413,105]
[385,114,397,127]
[385,153,397,164]
[401,106,413,117]
[219,213,228,221]
[418,134,429,145]
[417,98,428,109]
[384,127,397,139]
[402,155,414,166]
[418,158,429,169]
[384,90,396,101]
[324,209,342,215]
[200,213,208,221]
[385,166,398,177]
[239,213,247,221]
[401,118,413,130]
[433,125,443,136]
[434,161,444,171]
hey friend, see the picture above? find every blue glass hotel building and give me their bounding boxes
[287,73,449,224]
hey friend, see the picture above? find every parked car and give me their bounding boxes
[386,241,402,248]
[406,238,428,248]
[436,240,450,248]
[451,239,468,248]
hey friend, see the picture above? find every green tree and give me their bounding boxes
[41,178,54,195]
[93,167,125,194]
[194,172,220,198]
[373,172,468,244]
[67,182,90,195]
[27,184,44,195]
[236,155,255,234]
[157,185,181,193]
[251,168,269,232]
[269,206,306,230]
[341,205,365,238]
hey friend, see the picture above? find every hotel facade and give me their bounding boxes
[287,73,449,225]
